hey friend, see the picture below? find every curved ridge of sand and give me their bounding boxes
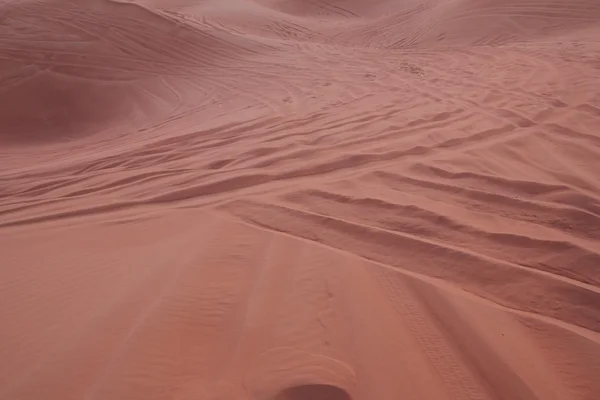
[0,0,267,144]
[150,0,600,47]
[1,0,600,399]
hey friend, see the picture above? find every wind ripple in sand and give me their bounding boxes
[1,0,600,399]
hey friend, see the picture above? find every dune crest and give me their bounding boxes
[1,0,600,399]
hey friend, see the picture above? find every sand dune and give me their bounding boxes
[1,0,600,399]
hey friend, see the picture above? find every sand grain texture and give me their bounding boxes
[1,0,600,399]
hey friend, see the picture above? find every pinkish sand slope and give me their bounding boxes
[1,0,600,399]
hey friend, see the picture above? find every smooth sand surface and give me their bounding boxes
[2,0,600,399]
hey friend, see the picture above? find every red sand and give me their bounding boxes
[1,0,600,399]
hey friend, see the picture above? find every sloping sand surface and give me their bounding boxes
[2,0,600,399]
